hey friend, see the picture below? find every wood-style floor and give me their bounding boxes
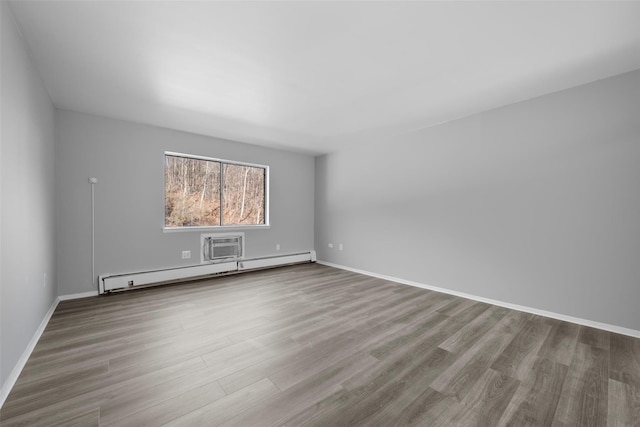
[1,263,639,426]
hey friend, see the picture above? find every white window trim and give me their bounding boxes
[164,151,270,230]
[163,224,271,233]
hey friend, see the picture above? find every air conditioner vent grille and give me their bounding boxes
[202,233,244,262]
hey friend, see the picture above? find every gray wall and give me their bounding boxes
[1,2,58,387]
[56,110,315,295]
[316,69,640,331]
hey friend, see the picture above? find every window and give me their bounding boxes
[164,152,268,228]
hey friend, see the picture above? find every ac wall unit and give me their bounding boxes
[201,232,244,263]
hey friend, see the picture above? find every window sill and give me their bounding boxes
[163,225,271,233]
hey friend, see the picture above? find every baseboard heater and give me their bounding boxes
[98,251,316,294]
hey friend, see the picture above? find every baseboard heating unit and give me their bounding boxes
[98,250,316,294]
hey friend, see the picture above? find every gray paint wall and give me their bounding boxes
[316,69,640,331]
[1,2,58,387]
[56,110,314,295]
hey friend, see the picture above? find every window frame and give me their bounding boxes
[163,151,270,232]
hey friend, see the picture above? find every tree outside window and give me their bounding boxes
[164,153,267,227]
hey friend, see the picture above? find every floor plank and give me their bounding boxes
[497,357,568,426]
[491,319,553,380]
[536,319,580,366]
[553,342,609,426]
[610,332,640,389]
[430,310,526,400]
[438,368,520,427]
[607,379,640,427]
[162,378,280,426]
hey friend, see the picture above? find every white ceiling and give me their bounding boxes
[8,1,640,155]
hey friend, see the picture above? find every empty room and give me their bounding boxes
[1,1,639,425]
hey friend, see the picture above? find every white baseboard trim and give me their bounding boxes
[58,290,99,301]
[0,297,60,409]
[318,260,640,339]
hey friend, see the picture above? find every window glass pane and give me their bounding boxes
[165,155,221,226]
[222,163,266,225]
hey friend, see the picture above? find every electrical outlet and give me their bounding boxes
[276,244,280,251]
[182,250,191,259]
[43,273,47,288]
[328,243,334,248]
[339,244,343,251]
